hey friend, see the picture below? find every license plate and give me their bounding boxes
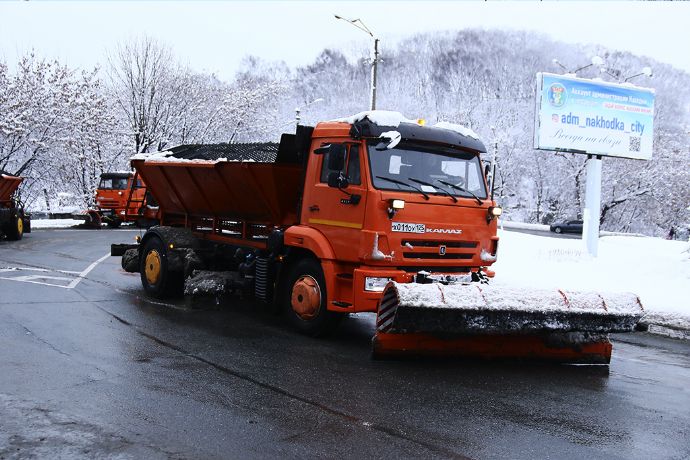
[391,222,426,233]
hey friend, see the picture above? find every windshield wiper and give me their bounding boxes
[408,177,457,202]
[375,175,429,200]
[437,179,483,205]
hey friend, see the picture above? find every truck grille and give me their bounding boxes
[402,253,473,260]
[401,239,477,261]
[401,240,477,249]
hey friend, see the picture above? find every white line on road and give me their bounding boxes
[67,253,111,289]
[0,252,111,289]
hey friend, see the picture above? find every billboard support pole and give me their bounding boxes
[583,155,602,257]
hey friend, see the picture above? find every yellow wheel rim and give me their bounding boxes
[145,249,162,285]
[17,217,23,235]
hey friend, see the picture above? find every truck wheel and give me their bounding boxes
[283,258,342,337]
[107,219,122,228]
[86,210,102,228]
[140,236,182,298]
[6,214,23,240]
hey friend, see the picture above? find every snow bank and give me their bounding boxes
[29,219,78,229]
[492,230,690,321]
[499,220,549,231]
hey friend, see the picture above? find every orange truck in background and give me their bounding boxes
[75,172,154,228]
[0,171,30,240]
[119,112,643,363]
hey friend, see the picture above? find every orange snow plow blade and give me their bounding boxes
[373,332,613,364]
[373,282,644,364]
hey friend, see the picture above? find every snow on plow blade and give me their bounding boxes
[373,282,644,363]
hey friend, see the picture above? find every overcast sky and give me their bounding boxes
[1,1,689,80]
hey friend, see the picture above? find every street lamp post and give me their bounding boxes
[624,67,653,82]
[552,56,604,75]
[335,15,379,110]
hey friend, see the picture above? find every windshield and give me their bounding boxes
[368,145,487,199]
[99,177,129,190]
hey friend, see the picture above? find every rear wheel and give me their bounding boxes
[6,213,23,240]
[140,236,182,298]
[283,258,343,336]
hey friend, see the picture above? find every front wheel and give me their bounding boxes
[554,227,562,234]
[107,219,122,228]
[6,213,24,240]
[282,258,343,337]
[139,236,182,298]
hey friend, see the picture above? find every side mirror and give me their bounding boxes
[327,144,347,171]
[314,144,331,155]
[328,171,349,189]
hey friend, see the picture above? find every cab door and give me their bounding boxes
[302,141,368,262]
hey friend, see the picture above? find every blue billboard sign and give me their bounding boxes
[534,72,655,160]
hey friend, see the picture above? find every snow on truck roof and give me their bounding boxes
[332,110,481,140]
[335,111,486,154]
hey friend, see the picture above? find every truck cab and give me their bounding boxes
[93,172,147,227]
[291,116,501,314]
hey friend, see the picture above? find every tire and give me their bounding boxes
[554,227,562,234]
[6,213,24,240]
[86,210,102,228]
[107,219,122,228]
[139,236,183,298]
[282,258,343,337]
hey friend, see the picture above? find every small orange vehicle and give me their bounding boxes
[77,172,151,228]
[0,171,30,240]
[122,112,643,363]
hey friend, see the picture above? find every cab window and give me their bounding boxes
[320,145,361,185]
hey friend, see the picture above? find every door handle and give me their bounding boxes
[309,205,320,212]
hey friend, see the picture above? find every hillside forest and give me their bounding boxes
[1,30,688,236]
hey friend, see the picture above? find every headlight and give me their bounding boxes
[487,206,502,223]
[365,276,392,292]
[390,199,405,209]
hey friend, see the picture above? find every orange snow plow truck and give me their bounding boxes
[0,171,30,240]
[120,112,644,364]
[74,172,153,228]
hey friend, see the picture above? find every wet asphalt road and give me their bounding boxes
[1,229,689,460]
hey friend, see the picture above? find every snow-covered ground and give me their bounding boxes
[29,218,79,229]
[493,229,690,335]
[24,219,690,337]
